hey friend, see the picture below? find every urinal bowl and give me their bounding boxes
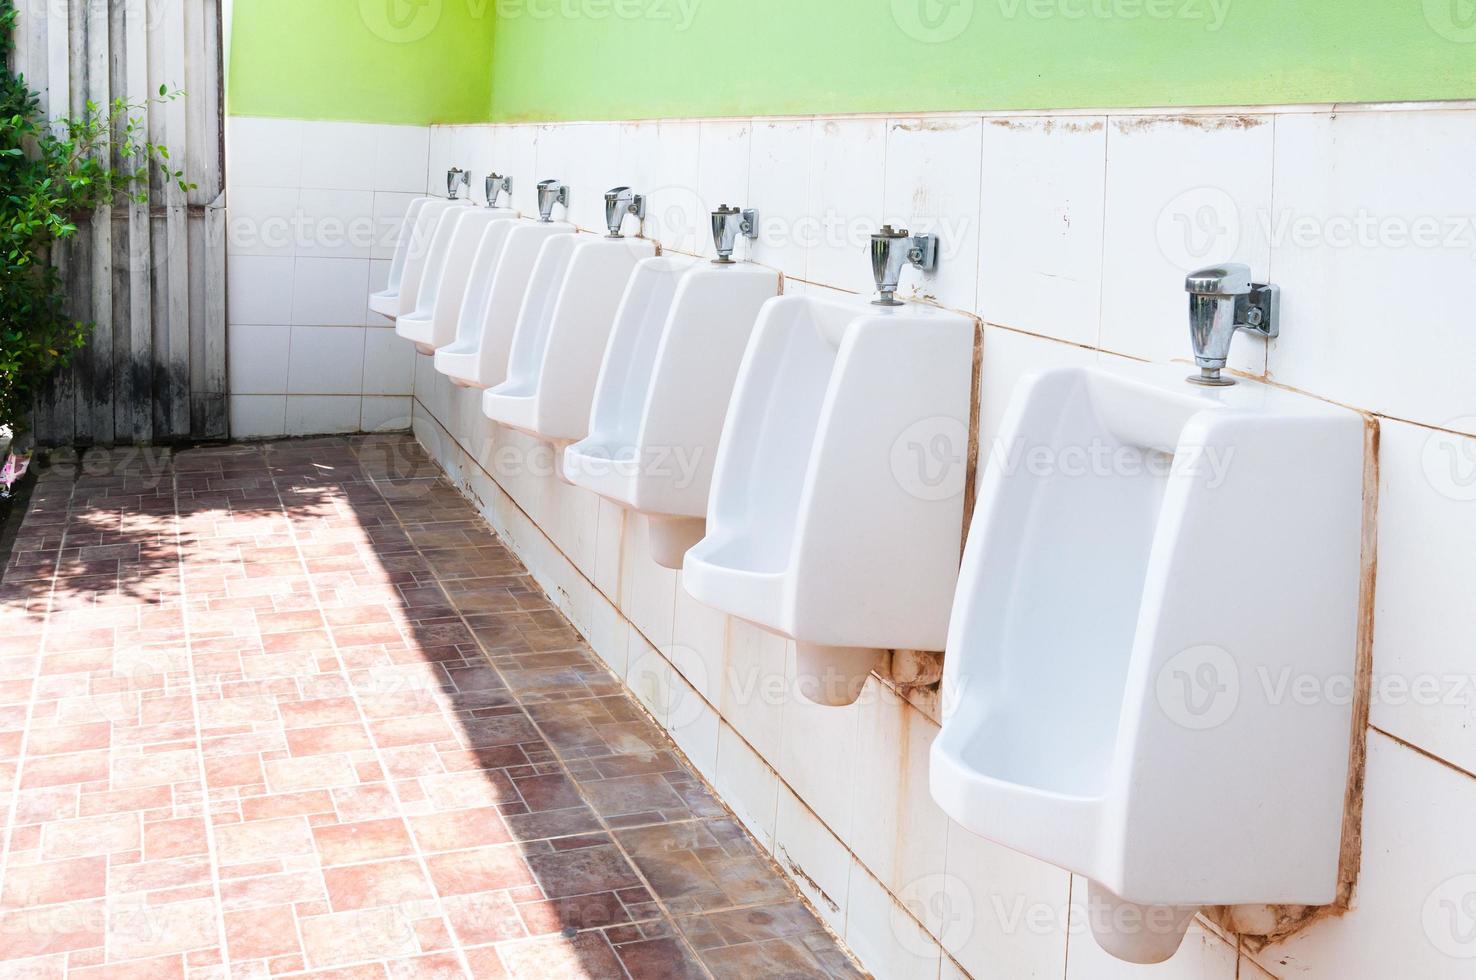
[682,293,974,706]
[370,198,467,320]
[397,207,518,355]
[368,196,429,318]
[434,220,577,390]
[563,257,782,569]
[930,362,1366,962]
[483,235,658,448]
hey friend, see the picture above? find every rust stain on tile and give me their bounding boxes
[1112,114,1266,134]
[988,117,1104,134]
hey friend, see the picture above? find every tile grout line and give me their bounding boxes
[168,452,237,975]
[262,442,476,979]
[368,461,722,980]
[0,461,75,918]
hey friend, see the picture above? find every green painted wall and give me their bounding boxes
[489,0,1476,121]
[228,0,496,124]
[228,1,1476,125]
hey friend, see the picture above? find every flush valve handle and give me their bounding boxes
[485,173,512,208]
[870,224,939,307]
[447,167,470,199]
[536,179,570,223]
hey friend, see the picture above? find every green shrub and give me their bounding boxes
[0,0,191,441]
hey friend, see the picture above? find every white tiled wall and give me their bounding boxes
[405,106,1476,980]
[225,117,427,438]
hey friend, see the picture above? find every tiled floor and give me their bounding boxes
[0,436,863,979]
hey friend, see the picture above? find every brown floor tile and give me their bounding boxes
[0,437,858,980]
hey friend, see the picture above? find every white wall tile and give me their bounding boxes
[846,863,943,980]
[227,116,303,188]
[492,125,540,217]
[285,395,362,436]
[714,722,778,850]
[805,118,886,294]
[748,119,812,281]
[775,786,852,935]
[848,685,950,930]
[227,185,299,258]
[885,117,983,312]
[229,395,286,440]
[943,820,1071,979]
[618,516,679,649]
[696,121,753,260]
[535,123,619,231]
[1368,418,1476,773]
[296,188,376,259]
[666,671,720,783]
[291,257,371,326]
[777,647,862,841]
[287,326,366,395]
[360,396,413,433]
[373,124,430,193]
[300,120,377,191]
[978,116,1106,347]
[426,126,457,196]
[720,619,788,762]
[671,578,727,705]
[362,328,416,396]
[651,121,703,253]
[1268,110,1476,432]
[1249,732,1476,978]
[227,255,295,326]
[1100,115,1273,371]
[227,323,291,394]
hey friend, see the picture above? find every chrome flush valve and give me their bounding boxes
[711,205,758,264]
[536,179,570,223]
[485,173,511,208]
[604,187,647,238]
[447,167,470,199]
[870,225,938,306]
[1184,262,1280,386]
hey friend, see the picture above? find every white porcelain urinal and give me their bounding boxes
[369,198,467,320]
[396,207,518,355]
[931,362,1365,964]
[434,218,575,389]
[482,235,658,444]
[682,293,974,706]
[563,257,782,568]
